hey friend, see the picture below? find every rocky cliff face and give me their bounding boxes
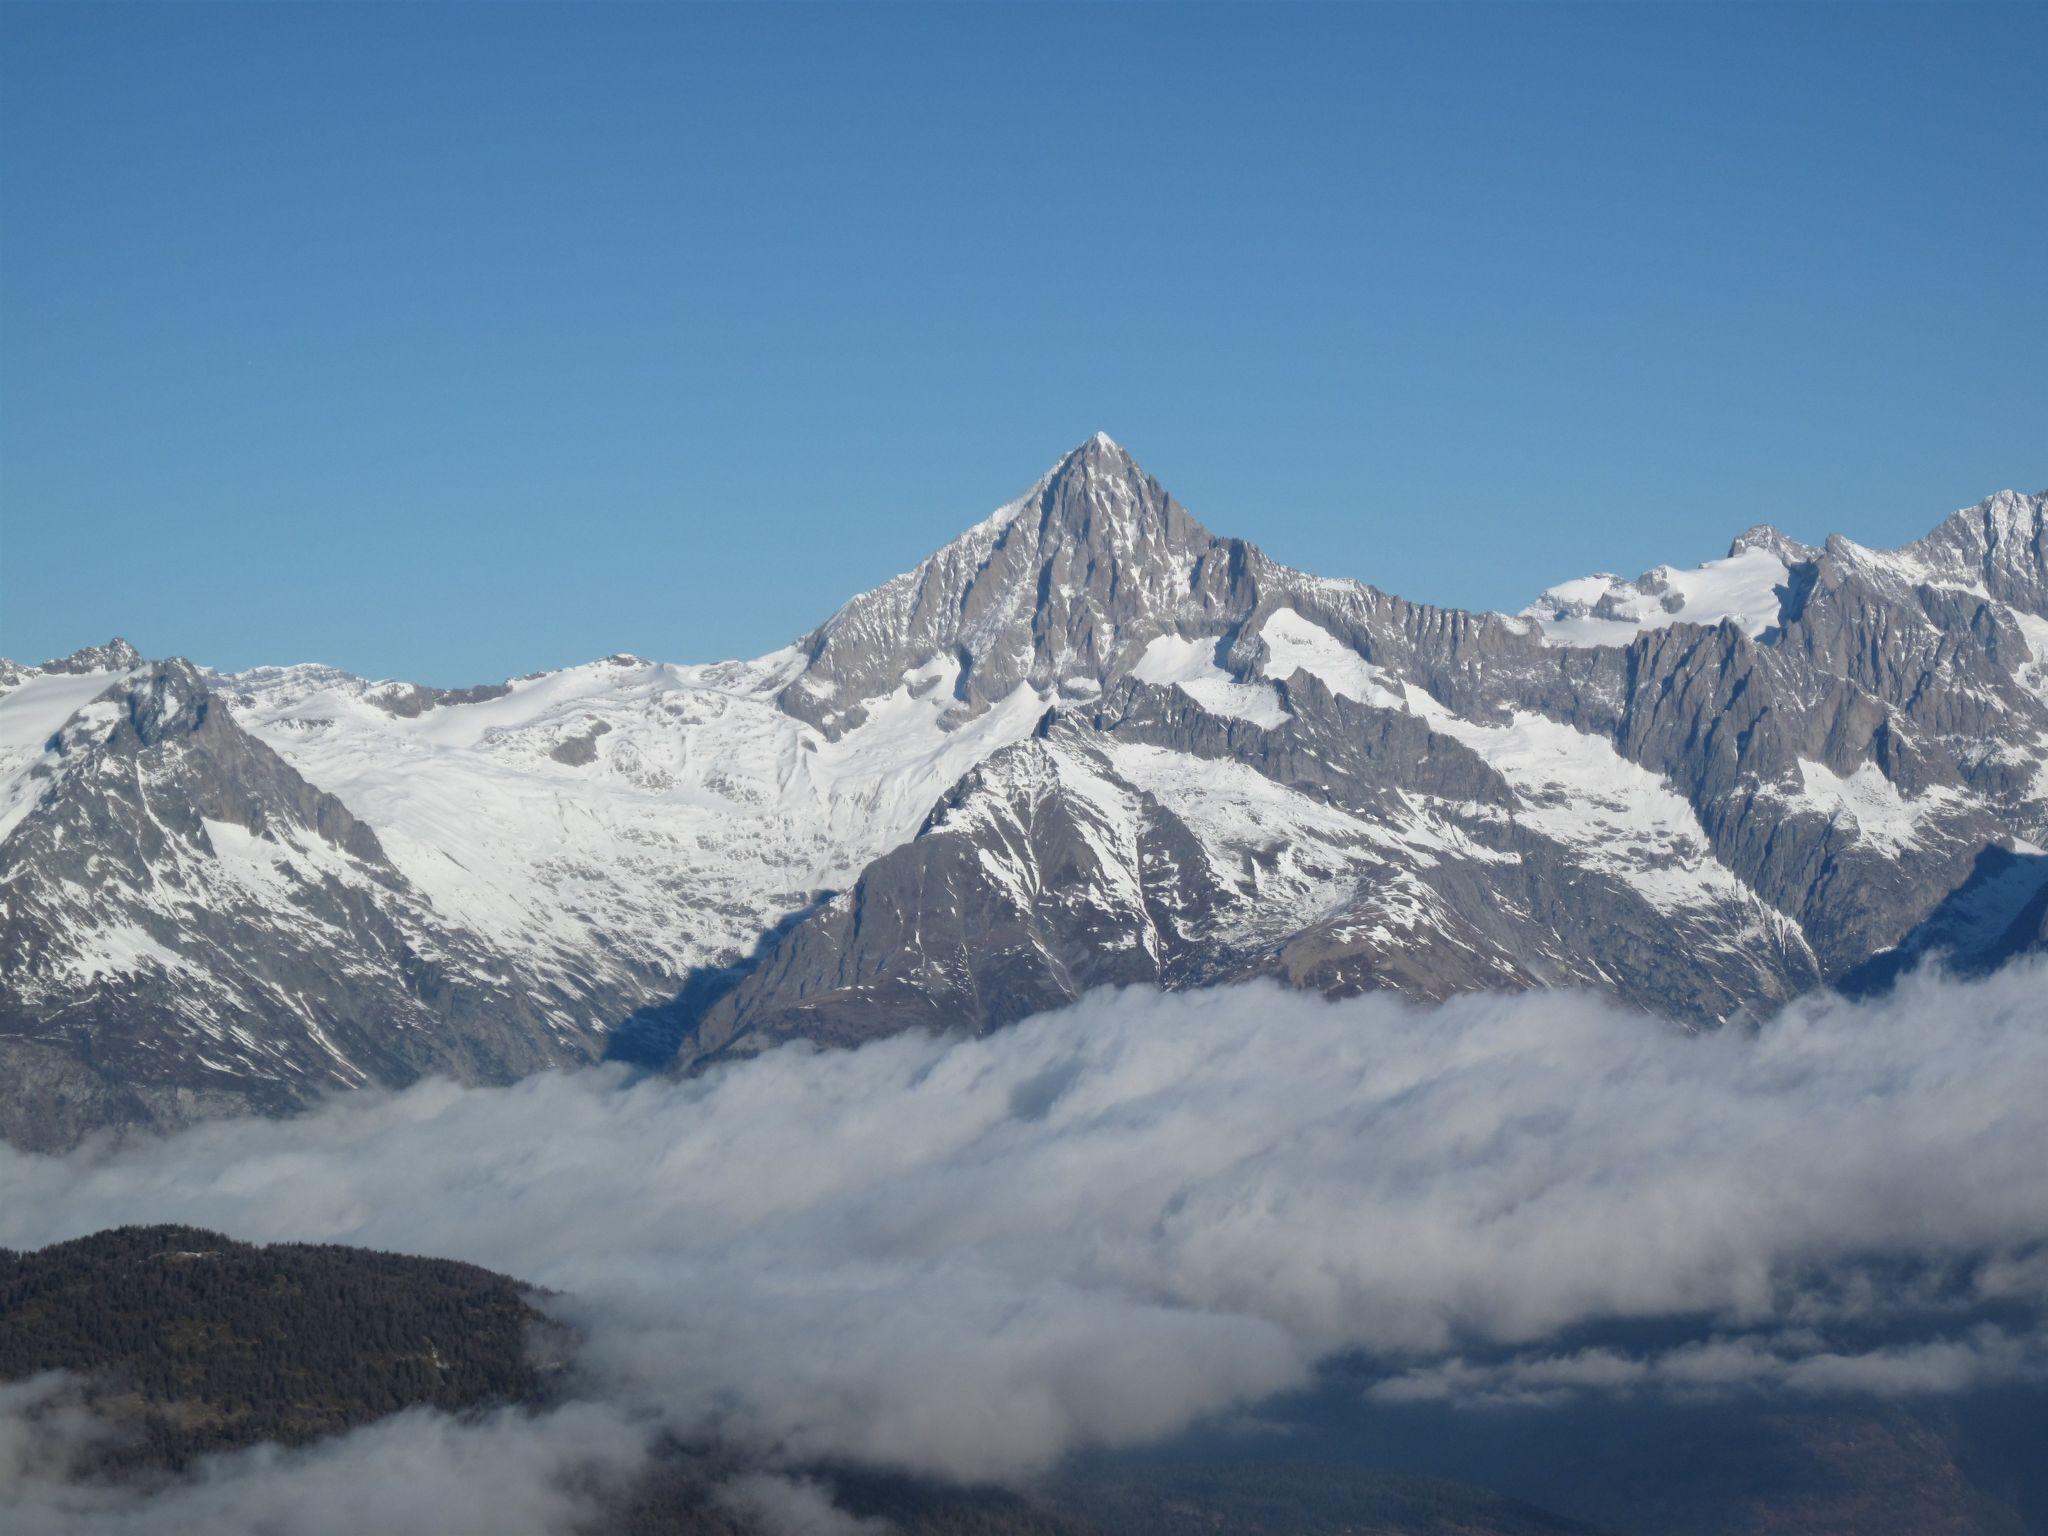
[4,442,2044,1143]
[778,433,1264,731]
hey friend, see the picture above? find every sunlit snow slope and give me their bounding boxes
[224,648,1055,1000]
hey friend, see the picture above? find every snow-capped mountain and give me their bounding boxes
[0,658,611,1148]
[4,435,2045,1146]
[692,448,2048,1059]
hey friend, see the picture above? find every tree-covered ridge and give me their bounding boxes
[0,1223,562,1470]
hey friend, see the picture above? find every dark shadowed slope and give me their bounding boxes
[0,1224,561,1472]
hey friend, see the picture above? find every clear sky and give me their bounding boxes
[3,2,2043,684]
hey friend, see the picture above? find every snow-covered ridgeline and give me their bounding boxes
[1519,489,2048,649]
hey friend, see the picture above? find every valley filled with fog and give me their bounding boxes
[7,964,2046,1533]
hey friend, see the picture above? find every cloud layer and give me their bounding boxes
[0,1373,642,1536]
[4,962,2046,1527]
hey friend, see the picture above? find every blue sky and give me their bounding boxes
[4,2,2043,684]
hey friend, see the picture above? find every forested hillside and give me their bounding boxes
[0,1223,562,1471]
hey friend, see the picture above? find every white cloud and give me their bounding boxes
[0,1385,646,1536]
[3,961,2046,1523]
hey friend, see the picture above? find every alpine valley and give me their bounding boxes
[5,434,2046,1150]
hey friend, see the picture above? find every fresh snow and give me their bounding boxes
[50,919,197,988]
[0,668,138,841]
[1129,634,1290,727]
[228,649,1059,993]
[1103,742,1511,948]
[1406,689,1786,926]
[1522,545,1792,648]
[1793,759,1961,856]
[1255,609,1401,706]
[2006,607,2048,707]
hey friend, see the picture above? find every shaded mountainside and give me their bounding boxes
[5,435,2048,1143]
[0,1224,561,1472]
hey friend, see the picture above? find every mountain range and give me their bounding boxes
[5,434,2045,1149]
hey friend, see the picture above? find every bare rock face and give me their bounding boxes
[778,434,1263,733]
[694,671,1823,1062]
[6,449,2048,1145]
[1906,489,2048,613]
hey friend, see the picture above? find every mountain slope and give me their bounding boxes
[4,440,2045,1143]
[682,454,2045,1059]
[0,657,603,1149]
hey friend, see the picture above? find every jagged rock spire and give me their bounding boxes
[778,435,1260,732]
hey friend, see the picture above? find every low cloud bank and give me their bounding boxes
[4,963,2046,1528]
[0,1374,643,1536]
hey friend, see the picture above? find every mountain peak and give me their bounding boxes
[1043,430,1137,487]
[778,435,1247,730]
[107,658,216,746]
[1975,487,2045,535]
[1027,431,1210,565]
[1910,488,2044,550]
[1727,525,1817,564]
[42,638,145,676]
[1903,488,2048,614]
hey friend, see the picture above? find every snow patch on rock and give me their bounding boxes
[1793,759,1963,857]
[1256,610,1401,707]
[1130,635,1289,727]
